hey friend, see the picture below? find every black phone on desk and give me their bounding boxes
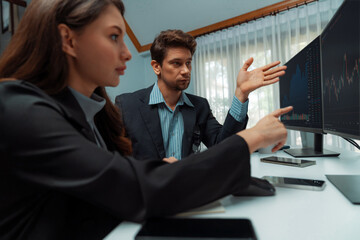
[260,156,316,167]
[135,218,257,240]
[262,176,326,191]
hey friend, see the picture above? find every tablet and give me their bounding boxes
[135,218,257,239]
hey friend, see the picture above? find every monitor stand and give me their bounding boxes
[284,133,340,157]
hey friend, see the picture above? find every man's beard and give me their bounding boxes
[174,79,190,91]
[175,83,189,91]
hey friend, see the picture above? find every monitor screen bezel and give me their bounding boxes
[284,125,323,134]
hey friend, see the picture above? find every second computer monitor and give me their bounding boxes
[321,0,360,140]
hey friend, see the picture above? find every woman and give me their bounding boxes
[0,0,292,239]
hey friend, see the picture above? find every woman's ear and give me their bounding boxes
[58,24,77,57]
[151,60,161,76]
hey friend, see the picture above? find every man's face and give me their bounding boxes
[157,47,192,91]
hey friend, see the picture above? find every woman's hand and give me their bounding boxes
[237,106,293,153]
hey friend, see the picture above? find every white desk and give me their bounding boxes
[105,148,360,240]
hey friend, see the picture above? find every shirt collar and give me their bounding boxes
[68,87,106,122]
[149,82,194,108]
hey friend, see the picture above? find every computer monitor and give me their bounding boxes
[321,0,360,140]
[279,36,339,157]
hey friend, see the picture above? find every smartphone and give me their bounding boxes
[135,218,257,240]
[260,156,316,168]
[262,176,326,191]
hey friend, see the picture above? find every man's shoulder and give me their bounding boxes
[115,85,153,105]
[184,93,209,106]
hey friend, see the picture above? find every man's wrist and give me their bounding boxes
[235,88,248,103]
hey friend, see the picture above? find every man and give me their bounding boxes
[115,29,286,162]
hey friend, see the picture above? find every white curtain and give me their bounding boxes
[193,0,357,151]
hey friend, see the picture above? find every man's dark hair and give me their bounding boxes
[150,29,197,65]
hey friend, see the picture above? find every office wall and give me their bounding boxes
[142,53,155,87]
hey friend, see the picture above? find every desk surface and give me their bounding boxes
[105,148,360,240]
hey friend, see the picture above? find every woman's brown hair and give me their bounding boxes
[0,0,132,155]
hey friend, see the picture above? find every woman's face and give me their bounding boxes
[67,4,132,95]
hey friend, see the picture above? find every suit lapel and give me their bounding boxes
[51,88,97,143]
[181,105,196,157]
[139,86,166,159]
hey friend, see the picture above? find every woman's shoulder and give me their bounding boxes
[1,79,46,92]
[0,80,61,116]
[0,80,54,102]
[0,80,67,144]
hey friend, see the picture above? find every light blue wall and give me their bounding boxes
[142,53,156,87]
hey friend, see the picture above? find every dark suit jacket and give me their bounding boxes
[115,85,248,160]
[0,81,251,240]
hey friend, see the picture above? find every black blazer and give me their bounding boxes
[115,85,248,160]
[0,81,251,240]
